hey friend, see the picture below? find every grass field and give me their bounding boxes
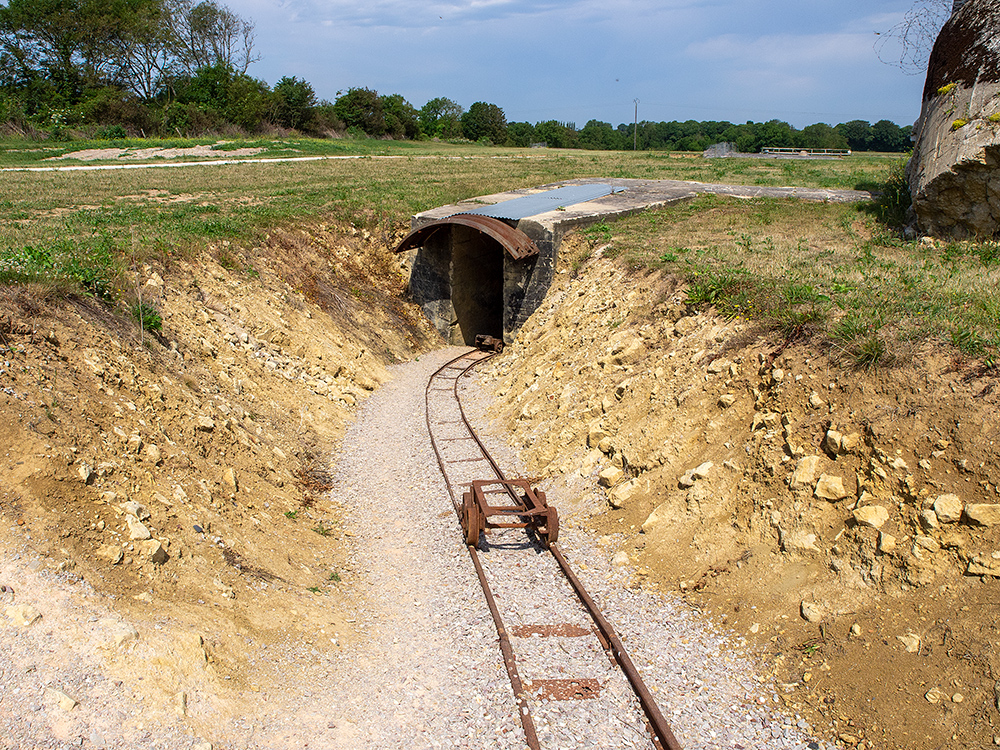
[0,135,996,368]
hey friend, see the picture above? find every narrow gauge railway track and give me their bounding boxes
[426,349,683,750]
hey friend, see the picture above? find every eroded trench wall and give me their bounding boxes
[407,221,557,345]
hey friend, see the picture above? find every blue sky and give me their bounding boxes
[227,0,932,129]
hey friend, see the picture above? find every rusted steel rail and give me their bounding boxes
[425,348,683,750]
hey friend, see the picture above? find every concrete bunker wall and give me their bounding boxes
[406,220,555,345]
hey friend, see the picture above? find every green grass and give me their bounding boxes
[0,142,898,279]
[130,300,162,332]
[8,138,991,367]
[312,522,333,536]
[592,164,1000,369]
[611,201,1000,368]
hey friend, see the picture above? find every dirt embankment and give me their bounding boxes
[4,217,1000,750]
[0,224,438,743]
[482,234,1000,750]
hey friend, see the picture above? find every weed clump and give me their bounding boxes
[131,301,162,332]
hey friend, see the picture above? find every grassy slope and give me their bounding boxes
[1,136,997,366]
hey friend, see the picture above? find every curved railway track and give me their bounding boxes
[426,348,683,750]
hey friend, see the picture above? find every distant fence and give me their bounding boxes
[761,147,852,156]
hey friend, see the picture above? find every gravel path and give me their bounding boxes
[1,347,833,749]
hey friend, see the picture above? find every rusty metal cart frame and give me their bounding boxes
[474,334,504,353]
[461,479,558,549]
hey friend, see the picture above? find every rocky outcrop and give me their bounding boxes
[908,0,1000,238]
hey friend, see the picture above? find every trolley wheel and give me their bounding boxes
[463,491,481,547]
[541,506,559,548]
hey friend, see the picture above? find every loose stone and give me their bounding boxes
[854,505,890,529]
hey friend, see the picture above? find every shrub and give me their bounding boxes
[96,125,128,140]
[131,301,162,332]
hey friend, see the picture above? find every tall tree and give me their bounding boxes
[382,93,418,139]
[837,120,873,151]
[461,101,506,143]
[333,87,385,135]
[169,0,257,76]
[109,0,174,99]
[418,96,462,138]
[273,75,314,129]
[794,122,848,150]
[870,119,907,151]
[0,0,140,97]
[578,120,623,150]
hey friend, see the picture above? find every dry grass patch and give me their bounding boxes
[589,194,1000,369]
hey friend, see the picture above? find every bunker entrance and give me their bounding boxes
[450,225,503,345]
[395,214,541,346]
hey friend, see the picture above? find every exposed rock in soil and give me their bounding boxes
[482,231,1000,750]
[0,221,439,745]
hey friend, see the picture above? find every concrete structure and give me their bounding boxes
[396,178,872,345]
[908,0,1000,238]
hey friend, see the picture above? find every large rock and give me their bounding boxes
[780,527,821,554]
[854,505,891,530]
[608,478,640,509]
[642,501,680,533]
[968,553,1000,576]
[598,466,623,487]
[933,493,964,523]
[909,0,1000,238]
[964,503,1000,526]
[789,456,821,491]
[814,474,850,502]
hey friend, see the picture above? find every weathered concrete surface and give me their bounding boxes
[406,178,872,344]
[909,0,1000,238]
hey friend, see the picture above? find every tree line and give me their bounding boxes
[0,0,912,152]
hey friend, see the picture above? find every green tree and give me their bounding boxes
[505,121,535,147]
[871,119,907,152]
[167,61,271,132]
[836,120,872,151]
[578,120,622,150]
[169,0,257,76]
[333,86,385,135]
[108,0,174,99]
[794,122,848,150]
[273,75,314,129]
[418,96,462,137]
[0,0,139,103]
[461,101,506,143]
[759,119,794,149]
[533,120,578,149]
[224,71,270,130]
[382,92,418,139]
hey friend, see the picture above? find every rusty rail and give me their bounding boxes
[425,348,682,750]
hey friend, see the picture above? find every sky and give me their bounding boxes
[225,0,937,129]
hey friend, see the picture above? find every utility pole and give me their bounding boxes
[633,99,639,151]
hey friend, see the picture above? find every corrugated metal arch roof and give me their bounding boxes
[394,214,539,260]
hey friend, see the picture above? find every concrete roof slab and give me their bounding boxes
[412,178,874,235]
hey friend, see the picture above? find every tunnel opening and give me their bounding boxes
[395,214,541,346]
[450,225,504,345]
